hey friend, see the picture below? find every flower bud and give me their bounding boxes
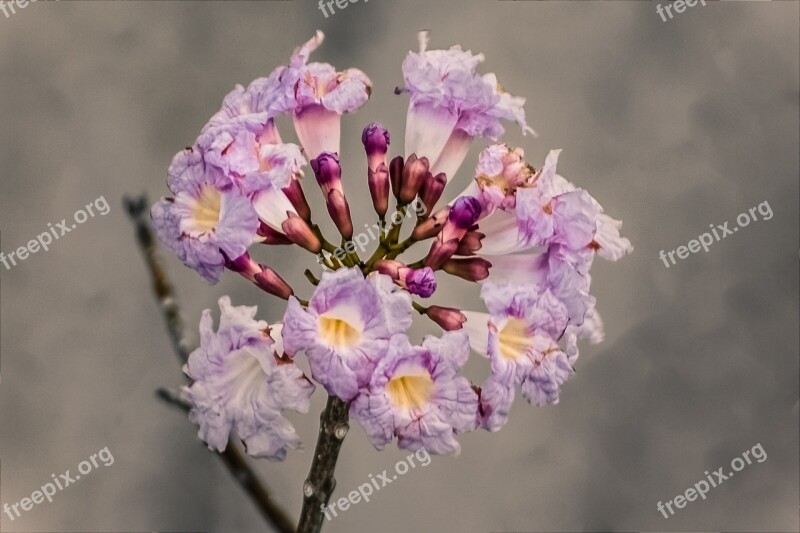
[374,259,404,280]
[255,265,294,300]
[389,155,404,200]
[441,257,491,282]
[441,196,482,243]
[411,206,450,241]
[419,172,447,215]
[404,267,437,298]
[326,189,354,240]
[281,212,322,253]
[400,154,431,204]
[225,251,261,280]
[362,122,390,172]
[258,222,293,245]
[282,179,311,222]
[425,305,467,331]
[455,230,484,255]
[368,163,390,219]
[424,237,460,271]
[311,152,343,197]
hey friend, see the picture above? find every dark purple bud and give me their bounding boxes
[404,267,437,298]
[254,265,294,300]
[441,257,491,282]
[400,154,431,205]
[362,122,390,172]
[424,238,460,271]
[326,189,354,240]
[455,230,485,255]
[281,212,322,253]
[311,152,342,196]
[448,196,483,230]
[368,163,390,219]
[389,155,404,201]
[425,305,467,331]
[419,172,447,215]
[282,179,311,222]
[411,207,450,241]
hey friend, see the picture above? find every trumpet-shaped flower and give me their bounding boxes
[183,297,315,460]
[282,31,373,158]
[350,332,478,455]
[400,32,533,181]
[282,268,412,401]
[151,149,259,283]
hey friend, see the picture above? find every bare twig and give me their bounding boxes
[123,195,192,364]
[124,194,295,533]
[156,389,296,533]
[296,395,350,533]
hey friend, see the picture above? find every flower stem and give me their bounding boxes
[297,395,350,533]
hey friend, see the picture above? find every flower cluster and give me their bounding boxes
[153,31,631,458]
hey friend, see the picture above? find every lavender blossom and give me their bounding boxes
[350,332,478,455]
[282,268,412,401]
[183,297,315,460]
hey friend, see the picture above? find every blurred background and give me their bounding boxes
[0,0,798,532]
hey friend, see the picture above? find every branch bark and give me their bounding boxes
[124,194,295,533]
[296,395,350,533]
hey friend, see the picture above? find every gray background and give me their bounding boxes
[0,0,798,532]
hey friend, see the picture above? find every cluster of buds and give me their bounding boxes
[152,31,632,460]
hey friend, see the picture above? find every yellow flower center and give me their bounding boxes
[387,373,434,410]
[192,186,222,232]
[318,316,362,348]
[498,318,535,360]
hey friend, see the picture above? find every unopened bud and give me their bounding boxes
[400,154,431,204]
[282,212,322,253]
[411,207,450,241]
[282,179,311,222]
[255,265,294,300]
[368,163,390,219]
[362,123,390,172]
[441,257,491,282]
[326,189,354,240]
[426,305,467,331]
[419,172,447,215]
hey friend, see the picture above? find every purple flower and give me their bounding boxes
[472,144,534,213]
[284,31,373,158]
[400,32,534,181]
[199,124,306,195]
[350,332,479,455]
[460,281,580,430]
[183,297,315,460]
[515,149,599,251]
[282,268,412,401]
[480,246,595,328]
[151,149,259,284]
